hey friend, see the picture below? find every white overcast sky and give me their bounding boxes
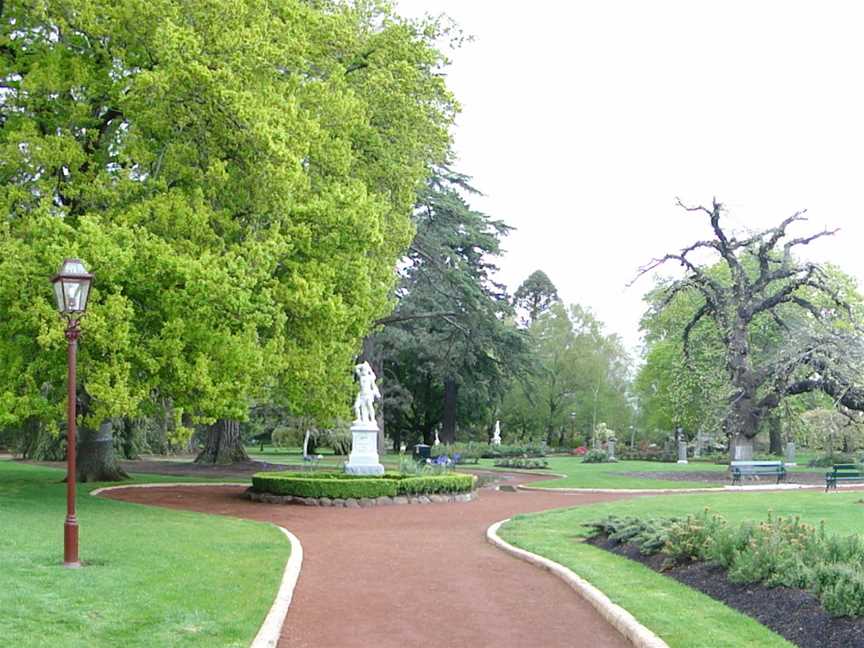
[396,0,864,354]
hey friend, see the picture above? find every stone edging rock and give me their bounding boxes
[245,487,476,507]
[250,526,303,648]
[90,483,304,648]
[486,518,669,648]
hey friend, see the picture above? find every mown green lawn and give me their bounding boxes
[500,489,864,647]
[478,454,825,490]
[0,460,288,648]
[478,456,727,489]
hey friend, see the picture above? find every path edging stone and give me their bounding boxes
[250,526,303,648]
[91,482,303,648]
[486,518,669,648]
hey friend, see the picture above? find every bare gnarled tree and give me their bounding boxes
[636,198,864,459]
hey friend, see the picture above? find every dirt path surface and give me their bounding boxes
[104,477,634,648]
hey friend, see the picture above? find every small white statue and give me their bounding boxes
[434,429,441,446]
[353,361,381,424]
[492,420,502,445]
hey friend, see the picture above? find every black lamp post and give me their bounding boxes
[51,258,94,569]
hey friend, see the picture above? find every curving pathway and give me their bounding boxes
[103,475,634,648]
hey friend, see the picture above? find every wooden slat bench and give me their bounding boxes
[825,464,864,491]
[730,460,786,485]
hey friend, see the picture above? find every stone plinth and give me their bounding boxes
[677,440,688,464]
[344,421,384,476]
[785,441,797,467]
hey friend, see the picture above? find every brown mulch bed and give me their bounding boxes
[588,534,864,647]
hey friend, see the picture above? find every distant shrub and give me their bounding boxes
[493,458,549,469]
[808,453,858,468]
[582,449,614,463]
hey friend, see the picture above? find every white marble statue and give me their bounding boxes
[353,361,381,424]
[434,429,441,446]
[492,420,502,445]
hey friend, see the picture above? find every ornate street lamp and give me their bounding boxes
[51,258,94,568]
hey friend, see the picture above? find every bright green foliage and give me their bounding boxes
[251,470,474,498]
[0,1,455,434]
[501,303,632,446]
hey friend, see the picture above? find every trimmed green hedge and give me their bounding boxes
[252,471,475,499]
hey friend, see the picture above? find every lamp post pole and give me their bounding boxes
[64,320,81,568]
[52,258,92,569]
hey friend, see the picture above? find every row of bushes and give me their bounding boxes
[587,510,864,617]
[493,458,549,469]
[429,442,547,461]
[252,471,475,500]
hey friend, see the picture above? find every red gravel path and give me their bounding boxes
[104,479,634,648]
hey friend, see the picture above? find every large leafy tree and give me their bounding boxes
[367,169,527,447]
[501,302,633,446]
[635,199,864,459]
[513,270,559,327]
[0,0,455,475]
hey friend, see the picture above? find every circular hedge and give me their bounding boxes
[251,471,475,500]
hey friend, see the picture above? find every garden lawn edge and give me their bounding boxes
[486,518,668,648]
[92,483,303,648]
[517,483,845,494]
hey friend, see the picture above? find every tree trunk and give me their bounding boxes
[195,419,249,464]
[77,420,129,482]
[725,382,763,461]
[119,417,139,459]
[768,415,783,456]
[730,433,755,461]
[441,377,457,444]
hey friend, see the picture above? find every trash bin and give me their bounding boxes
[413,444,431,462]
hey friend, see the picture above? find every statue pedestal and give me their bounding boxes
[344,421,384,476]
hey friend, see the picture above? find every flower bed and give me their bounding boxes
[250,471,475,501]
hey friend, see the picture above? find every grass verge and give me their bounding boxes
[0,460,287,648]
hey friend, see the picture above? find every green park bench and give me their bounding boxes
[729,460,786,485]
[825,464,864,491]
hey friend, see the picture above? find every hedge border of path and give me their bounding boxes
[250,471,476,501]
[246,488,476,507]
[91,483,303,648]
[486,518,669,648]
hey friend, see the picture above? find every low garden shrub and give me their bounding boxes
[808,453,859,468]
[252,471,475,499]
[585,509,864,618]
[617,446,676,462]
[582,449,615,463]
[430,443,482,464]
[493,458,549,469]
[481,443,546,459]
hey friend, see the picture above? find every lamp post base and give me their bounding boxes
[64,519,80,568]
